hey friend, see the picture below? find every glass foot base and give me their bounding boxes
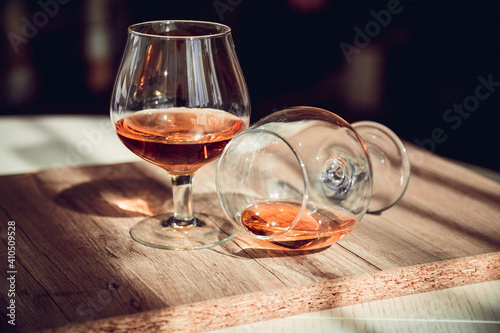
[352,121,411,213]
[130,213,236,250]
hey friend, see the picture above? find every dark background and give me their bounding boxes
[1,0,499,171]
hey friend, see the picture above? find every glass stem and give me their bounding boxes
[165,174,196,228]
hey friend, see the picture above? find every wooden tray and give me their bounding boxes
[1,144,499,332]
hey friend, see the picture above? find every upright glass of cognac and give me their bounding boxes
[111,20,250,250]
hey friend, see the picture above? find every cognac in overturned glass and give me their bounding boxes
[216,107,410,251]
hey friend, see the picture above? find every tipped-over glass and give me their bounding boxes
[216,106,410,251]
[110,20,250,250]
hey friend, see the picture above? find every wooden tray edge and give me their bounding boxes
[40,251,500,333]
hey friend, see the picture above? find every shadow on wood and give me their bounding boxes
[232,246,330,259]
[52,178,171,217]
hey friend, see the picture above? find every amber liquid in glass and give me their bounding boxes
[240,200,357,250]
[116,108,246,175]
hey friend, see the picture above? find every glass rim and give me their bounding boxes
[216,128,310,240]
[128,20,231,39]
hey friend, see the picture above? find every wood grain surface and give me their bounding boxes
[0,144,499,332]
[212,280,500,333]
